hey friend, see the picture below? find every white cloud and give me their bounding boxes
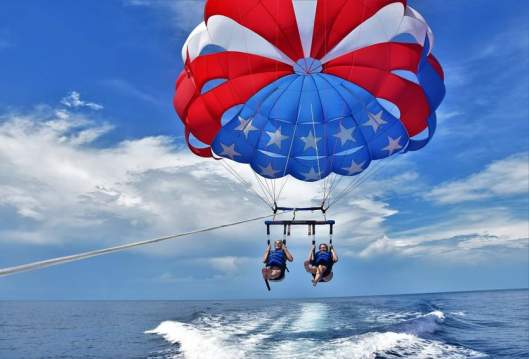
[202,256,255,274]
[0,95,346,253]
[0,97,229,246]
[425,153,529,204]
[3,93,525,268]
[0,92,408,265]
[357,207,528,261]
[207,256,239,273]
[61,91,103,111]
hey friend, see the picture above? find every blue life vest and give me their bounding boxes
[314,251,333,267]
[267,249,286,267]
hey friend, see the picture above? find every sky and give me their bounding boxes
[0,0,527,300]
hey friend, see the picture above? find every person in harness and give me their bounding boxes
[304,243,338,287]
[262,240,294,281]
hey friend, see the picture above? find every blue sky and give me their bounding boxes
[0,0,527,300]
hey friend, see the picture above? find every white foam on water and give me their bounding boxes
[289,302,330,333]
[323,331,488,359]
[241,310,293,346]
[146,310,282,359]
[364,308,423,324]
[427,310,446,321]
[396,310,446,336]
[327,332,420,359]
[198,311,269,336]
[450,311,467,317]
[146,309,487,359]
[260,331,487,359]
[145,320,245,359]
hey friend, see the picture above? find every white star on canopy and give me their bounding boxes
[234,116,258,139]
[259,163,280,178]
[382,136,403,155]
[300,130,321,151]
[363,111,387,133]
[334,123,356,146]
[342,160,365,175]
[265,127,288,148]
[301,167,320,181]
[219,143,241,159]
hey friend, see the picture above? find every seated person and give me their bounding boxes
[304,243,338,287]
[262,240,293,281]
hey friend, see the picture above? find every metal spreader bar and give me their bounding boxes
[273,203,327,214]
[265,220,335,237]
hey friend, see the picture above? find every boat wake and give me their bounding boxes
[146,303,486,359]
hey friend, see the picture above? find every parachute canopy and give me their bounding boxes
[175,0,445,182]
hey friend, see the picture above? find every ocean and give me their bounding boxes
[0,289,527,358]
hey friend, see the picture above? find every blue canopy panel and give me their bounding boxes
[211,72,409,182]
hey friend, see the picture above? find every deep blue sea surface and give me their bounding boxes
[0,289,527,358]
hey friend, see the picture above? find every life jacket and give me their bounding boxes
[267,249,286,268]
[313,251,333,267]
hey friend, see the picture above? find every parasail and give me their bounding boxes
[174,0,445,205]
[0,0,448,281]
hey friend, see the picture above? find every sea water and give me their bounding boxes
[0,289,527,358]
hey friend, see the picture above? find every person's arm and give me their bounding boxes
[283,245,294,262]
[262,245,271,263]
[331,247,338,262]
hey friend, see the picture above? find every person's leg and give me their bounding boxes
[304,260,316,273]
[268,268,282,280]
[312,265,328,286]
[262,267,270,280]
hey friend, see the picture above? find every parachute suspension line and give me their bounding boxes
[324,173,341,206]
[327,177,333,205]
[321,175,328,206]
[275,176,291,205]
[270,178,277,204]
[220,159,274,210]
[268,179,277,203]
[326,153,400,209]
[221,149,275,209]
[0,212,290,278]
[324,172,347,207]
[322,174,335,207]
[325,159,384,209]
[262,178,277,208]
[342,153,399,202]
[326,156,383,206]
[262,177,276,205]
[322,177,330,208]
[222,161,274,209]
[252,171,276,208]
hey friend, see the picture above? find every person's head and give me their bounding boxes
[319,243,329,252]
[274,240,283,250]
